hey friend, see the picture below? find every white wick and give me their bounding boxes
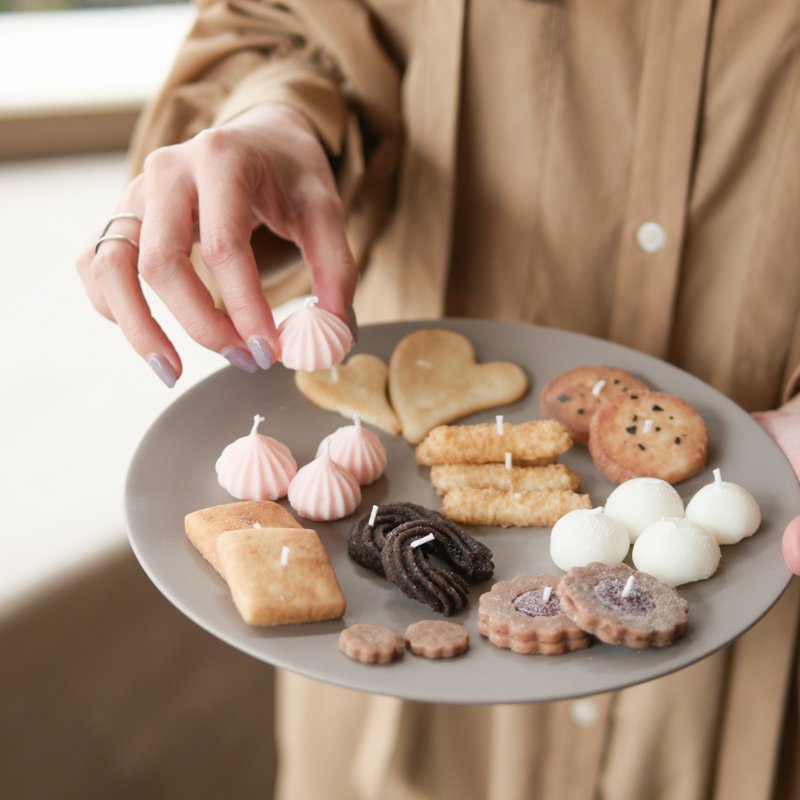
[513,492,522,500]
[496,415,505,435]
[416,359,433,368]
[590,507,604,515]
[304,295,319,308]
[411,533,435,549]
[250,414,265,436]
[592,379,607,397]
[331,365,339,382]
[621,575,635,598]
[368,504,379,527]
[253,522,262,529]
[643,419,654,434]
[353,413,361,429]
[505,451,513,470]
[542,586,553,604]
[280,546,290,566]
[713,467,722,484]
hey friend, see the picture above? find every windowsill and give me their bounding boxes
[0,6,194,158]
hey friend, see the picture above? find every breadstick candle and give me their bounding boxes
[496,415,505,435]
[621,575,635,598]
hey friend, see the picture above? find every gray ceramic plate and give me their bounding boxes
[126,319,798,704]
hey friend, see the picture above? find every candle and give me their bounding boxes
[620,575,635,598]
[542,586,553,604]
[280,545,290,566]
[496,415,505,435]
[368,504,379,527]
[592,379,607,397]
[411,532,435,549]
[505,451,513,470]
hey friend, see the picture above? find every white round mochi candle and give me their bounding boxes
[632,517,720,586]
[685,468,761,545]
[288,442,361,521]
[549,507,630,572]
[215,415,298,501]
[277,296,353,372]
[317,415,387,486]
[604,477,685,543]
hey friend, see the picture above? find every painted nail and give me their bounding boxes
[146,353,177,388]
[345,305,358,343]
[222,346,258,373]
[247,335,275,370]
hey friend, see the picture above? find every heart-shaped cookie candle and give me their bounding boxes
[389,329,529,443]
[294,354,401,435]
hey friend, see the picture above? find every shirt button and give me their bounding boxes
[636,221,667,253]
[570,698,599,728]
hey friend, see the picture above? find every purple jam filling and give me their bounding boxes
[513,589,561,618]
[593,578,655,615]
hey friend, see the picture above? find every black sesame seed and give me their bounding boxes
[558,393,570,402]
[630,394,638,400]
[674,436,682,445]
[632,414,638,422]
[652,404,664,412]
[656,426,661,432]
[613,379,621,384]
[576,408,585,415]
[637,443,646,451]
[626,425,637,434]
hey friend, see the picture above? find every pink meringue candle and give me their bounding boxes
[277,296,353,372]
[288,442,362,521]
[215,415,297,501]
[317,414,388,485]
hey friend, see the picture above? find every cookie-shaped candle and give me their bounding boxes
[558,562,689,648]
[604,477,685,543]
[215,415,297,501]
[277,296,353,372]
[317,414,387,485]
[540,366,650,444]
[287,442,361,521]
[632,517,720,586]
[549,507,630,571]
[685,468,761,545]
[588,391,708,484]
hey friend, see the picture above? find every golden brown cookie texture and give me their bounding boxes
[339,623,405,664]
[540,365,650,444]
[557,562,689,648]
[588,390,708,484]
[478,575,591,655]
[429,463,580,495]
[404,620,470,659]
[389,329,528,444]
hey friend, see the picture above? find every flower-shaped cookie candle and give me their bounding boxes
[317,415,387,485]
[288,442,362,521]
[215,415,297,501]
[277,296,353,372]
[685,468,761,545]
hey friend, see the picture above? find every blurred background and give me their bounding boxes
[0,1,280,796]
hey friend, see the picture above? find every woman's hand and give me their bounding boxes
[76,103,357,386]
[753,393,800,573]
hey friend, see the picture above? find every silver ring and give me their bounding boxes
[95,234,140,254]
[95,213,143,254]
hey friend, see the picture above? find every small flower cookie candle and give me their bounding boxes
[277,296,353,372]
[215,415,297,501]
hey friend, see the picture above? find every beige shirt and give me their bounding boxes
[131,2,800,798]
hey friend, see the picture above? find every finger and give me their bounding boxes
[90,234,182,388]
[782,515,800,575]
[194,151,278,370]
[291,179,358,324]
[138,152,259,372]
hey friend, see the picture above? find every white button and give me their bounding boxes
[636,221,667,253]
[570,698,599,728]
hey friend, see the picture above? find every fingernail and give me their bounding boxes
[146,353,177,388]
[345,305,358,343]
[247,335,275,370]
[222,346,258,373]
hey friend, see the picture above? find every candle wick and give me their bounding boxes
[542,586,553,604]
[250,414,265,435]
[368,504,379,527]
[621,575,635,598]
[304,295,319,308]
[496,415,505,435]
[331,365,339,382]
[592,379,606,397]
[713,467,722,484]
[280,546,290,566]
[353,413,361,429]
[505,451,513,470]
[411,533,435,549]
